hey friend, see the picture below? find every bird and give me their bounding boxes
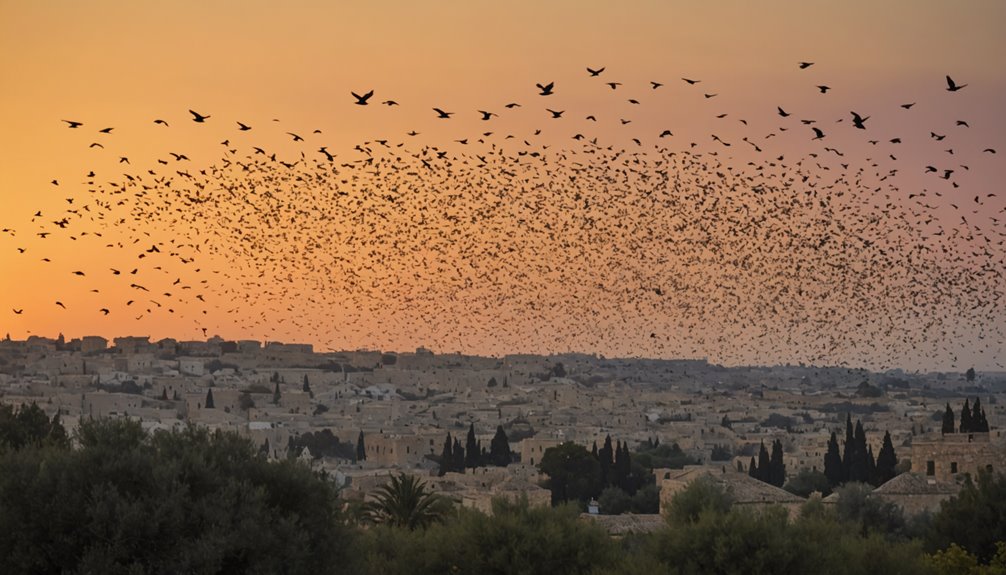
[817,86,831,93]
[586,66,605,76]
[777,107,791,118]
[504,102,521,109]
[812,127,825,140]
[799,62,814,69]
[433,108,453,119]
[99,127,113,134]
[62,120,83,128]
[682,78,700,84]
[536,82,555,95]
[851,111,869,129]
[12,309,22,315]
[189,109,210,122]
[900,103,915,110]
[984,148,997,154]
[659,130,673,137]
[55,301,66,309]
[606,82,622,90]
[382,100,398,106]
[286,132,304,142]
[154,119,169,126]
[237,122,252,131]
[547,109,564,119]
[650,81,663,89]
[478,110,497,121]
[946,75,967,92]
[352,90,374,105]
[100,308,110,315]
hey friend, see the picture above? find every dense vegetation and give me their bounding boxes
[0,407,1003,574]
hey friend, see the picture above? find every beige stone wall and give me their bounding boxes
[911,434,1005,482]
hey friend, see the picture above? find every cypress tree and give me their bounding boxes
[960,399,973,433]
[769,439,786,487]
[842,413,854,482]
[972,398,989,432]
[205,388,215,409]
[489,425,512,467]
[757,441,771,483]
[942,403,956,434]
[591,441,599,459]
[160,388,168,401]
[272,381,281,405]
[465,423,479,469]
[356,430,366,462]
[867,444,878,486]
[302,374,312,397]
[748,456,758,479]
[599,435,614,486]
[849,420,869,483]
[438,433,453,476]
[876,430,898,484]
[452,438,465,473]
[824,432,843,487]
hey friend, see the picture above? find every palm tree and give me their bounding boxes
[362,473,451,529]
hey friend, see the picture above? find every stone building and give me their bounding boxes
[911,432,1005,482]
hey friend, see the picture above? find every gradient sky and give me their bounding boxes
[1,1,1004,371]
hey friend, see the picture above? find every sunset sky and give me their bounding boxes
[1,1,1004,371]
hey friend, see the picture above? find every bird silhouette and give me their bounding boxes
[352,90,374,105]
[536,82,554,95]
[850,111,869,129]
[945,75,967,92]
[189,109,210,122]
[798,62,814,69]
[433,108,453,119]
[62,120,83,128]
[586,67,605,76]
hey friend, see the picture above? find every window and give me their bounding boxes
[926,461,935,476]
[951,462,958,474]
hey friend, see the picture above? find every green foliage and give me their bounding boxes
[0,418,352,575]
[287,429,356,460]
[359,498,619,575]
[539,442,603,505]
[833,482,906,537]
[598,484,660,515]
[633,441,698,470]
[784,469,832,497]
[927,542,1006,575]
[488,425,511,466]
[928,471,1006,562]
[361,473,452,530]
[0,403,67,450]
[665,475,733,524]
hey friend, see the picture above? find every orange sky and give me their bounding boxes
[1,1,1004,371]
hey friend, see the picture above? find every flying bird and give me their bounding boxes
[850,111,869,129]
[586,67,605,76]
[798,61,814,69]
[352,90,374,105]
[189,109,210,122]
[62,120,83,128]
[945,75,967,92]
[536,82,555,95]
[433,108,453,119]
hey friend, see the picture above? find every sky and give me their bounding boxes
[1,1,1004,371]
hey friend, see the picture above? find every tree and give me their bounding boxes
[666,475,733,523]
[848,420,870,483]
[875,430,898,484]
[356,430,366,462]
[273,381,282,405]
[942,403,956,435]
[784,469,832,497]
[539,442,603,505]
[205,388,215,409]
[721,414,732,429]
[966,367,976,382]
[489,425,512,467]
[768,439,786,487]
[464,424,479,469]
[842,413,854,482]
[438,433,453,476]
[755,441,771,483]
[929,471,1006,562]
[302,374,312,397]
[960,399,973,433]
[824,432,843,487]
[452,438,465,473]
[598,435,613,486]
[972,398,989,432]
[362,473,451,530]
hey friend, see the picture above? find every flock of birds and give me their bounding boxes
[4,63,1003,370]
